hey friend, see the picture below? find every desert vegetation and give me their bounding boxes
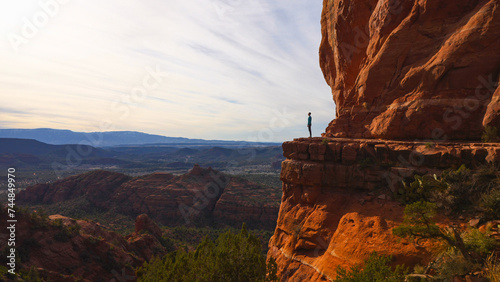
[391,165,500,280]
[137,224,278,281]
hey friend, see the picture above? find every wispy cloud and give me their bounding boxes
[0,0,333,142]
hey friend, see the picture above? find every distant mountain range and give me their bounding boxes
[0,138,111,156]
[0,128,278,147]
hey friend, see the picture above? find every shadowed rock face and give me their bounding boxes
[320,0,500,140]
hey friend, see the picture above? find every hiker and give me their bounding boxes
[307,112,312,138]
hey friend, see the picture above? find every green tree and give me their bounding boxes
[335,252,408,281]
[392,201,474,262]
[137,223,276,281]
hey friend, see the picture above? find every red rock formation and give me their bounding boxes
[0,209,167,281]
[320,0,500,140]
[269,1,500,278]
[18,166,280,230]
[134,213,163,239]
[213,177,281,230]
[17,170,132,208]
[268,137,499,280]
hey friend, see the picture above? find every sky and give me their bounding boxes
[0,0,334,142]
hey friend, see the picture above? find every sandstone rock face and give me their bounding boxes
[320,0,500,140]
[268,138,499,280]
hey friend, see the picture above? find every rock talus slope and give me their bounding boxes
[320,0,500,139]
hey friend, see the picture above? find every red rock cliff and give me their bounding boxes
[268,0,500,280]
[319,0,500,139]
[268,138,498,280]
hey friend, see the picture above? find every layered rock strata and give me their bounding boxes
[320,0,500,139]
[268,137,499,280]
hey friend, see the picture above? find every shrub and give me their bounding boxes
[52,218,64,228]
[30,209,50,230]
[334,252,408,282]
[463,228,498,256]
[137,223,277,282]
[480,187,500,219]
[424,142,434,149]
[392,201,474,262]
[396,174,446,204]
[482,126,499,142]
[53,223,81,242]
[485,252,500,282]
[435,250,479,279]
[398,165,500,216]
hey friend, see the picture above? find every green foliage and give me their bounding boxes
[19,266,43,282]
[392,201,500,279]
[396,174,447,204]
[137,224,276,281]
[17,237,41,263]
[392,201,478,264]
[163,225,273,254]
[334,252,408,282]
[392,201,446,241]
[482,126,499,142]
[424,142,434,149]
[30,209,50,230]
[480,187,500,219]
[462,228,498,256]
[52,218,64,228]
[53,222,81,242]
[0,265,43,282]
[435,250,479,279]
[322,138,329,146]
[396,165,500,217]
[266,257,278,282]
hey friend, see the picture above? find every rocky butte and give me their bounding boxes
[267,0,500,280]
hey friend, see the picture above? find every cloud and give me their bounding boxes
[0,0,333,142]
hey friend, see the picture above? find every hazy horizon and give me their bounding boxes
[0,0,334,142]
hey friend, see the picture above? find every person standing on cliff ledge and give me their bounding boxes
[307,112,312,138]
